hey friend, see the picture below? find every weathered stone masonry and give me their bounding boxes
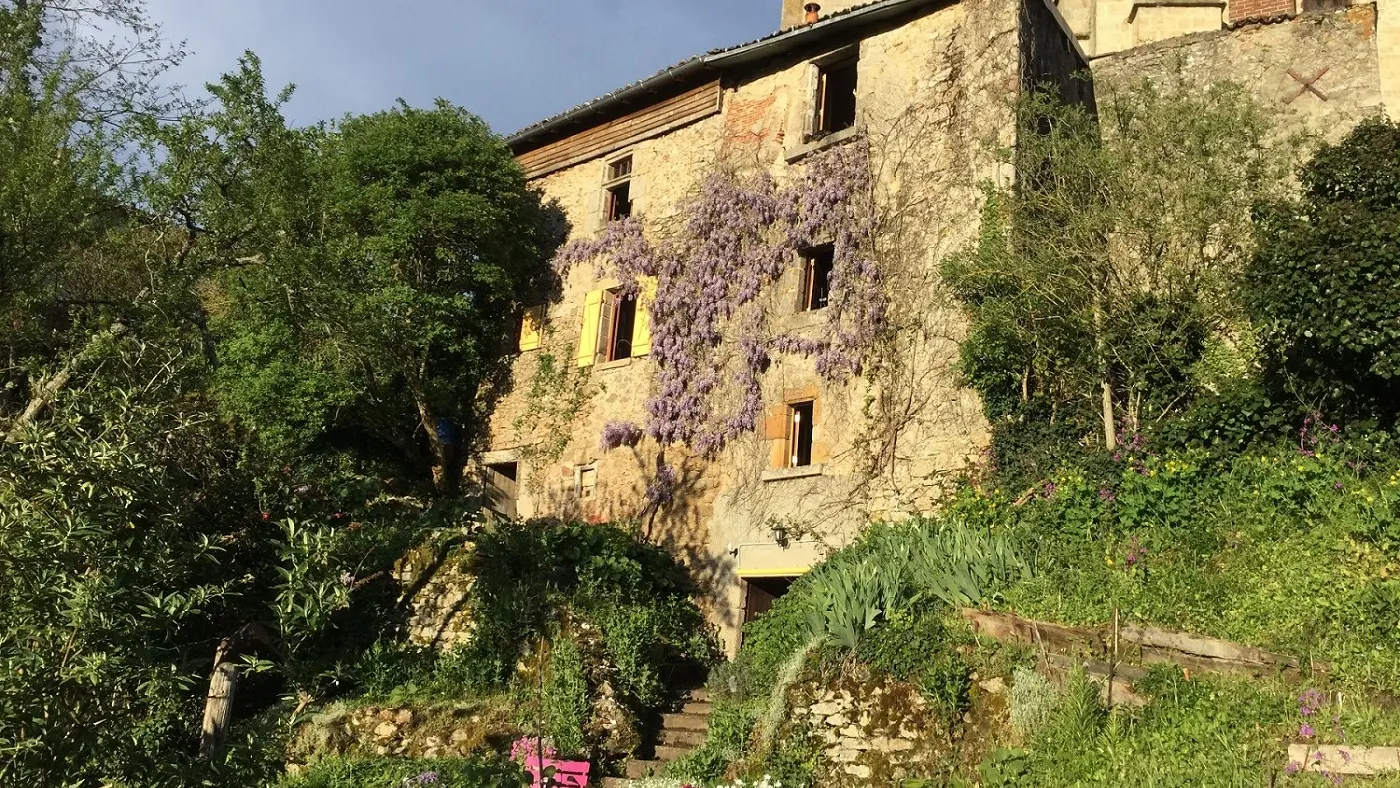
[483,0,1088,656]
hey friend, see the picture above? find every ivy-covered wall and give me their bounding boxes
[485,0,1082,654]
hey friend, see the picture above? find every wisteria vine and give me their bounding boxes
[557,143,886,458]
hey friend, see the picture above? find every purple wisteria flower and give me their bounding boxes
[599,420,644,451]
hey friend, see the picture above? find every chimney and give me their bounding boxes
[805,2,822,23]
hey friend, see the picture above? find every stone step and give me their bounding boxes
[681,701,713,716]
[654,744,690,762]
[601,778,629,788]
[661,712,709,731]
[625,759,663,779]
[660,727,708,747]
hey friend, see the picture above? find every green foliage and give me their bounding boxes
[542,637,589,758]
[801,519,1029,650]
[1020,670,1300,786]
[945,77,1289,466]
[855,607,972,720]
[460,520,718,711]
[277,755,528,788]
[1248,117,1400,423]
[145,56,559,492]
[954,438,1400,689]
[977,748,1030,786]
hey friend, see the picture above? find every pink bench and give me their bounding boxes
[524,756,590,787]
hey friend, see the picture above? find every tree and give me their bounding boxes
[200,93,557,493]
[943,75,1287,473]
[1248,118,1400,424]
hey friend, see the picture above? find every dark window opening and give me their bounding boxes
[742,576,798,627]
[816,58,858,136]
[601,291,637,362]
[801,244,834,311]
[606,181,632,221]
[788,401,814,468]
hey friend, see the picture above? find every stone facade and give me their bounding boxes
[1093,5,1386,142]
[489,0,1085,656]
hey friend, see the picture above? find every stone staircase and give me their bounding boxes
[602,689,713,787]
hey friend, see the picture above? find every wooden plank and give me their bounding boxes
[516,81,722,179]
[519,91,718,172]
[1120,623,1299,668]
[1287,745,1400,775]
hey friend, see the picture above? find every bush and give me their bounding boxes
[460,519,718,705]
[1248,118,1400,424]
[277,755,527,788]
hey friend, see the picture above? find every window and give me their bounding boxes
[577,279,655,367]
[576,464,598,499]
[604,155,633,222]
[800,245,833,311]
[814,56,858,137]
[483,461,519,519]
[787,401,815,468]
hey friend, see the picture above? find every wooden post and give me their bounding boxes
[199,637,241,760]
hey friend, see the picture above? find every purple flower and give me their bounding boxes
[417,772,440,784]
[599,420,644,451]
[1042,482,1058,499]
[1334,481,1345,491]
[1340,748,1352,764]
[1099,487,1117,502]
[645,463,679,506]
[1300,723,1315,738]
[1284,760,1302,775]
[1313,751,1326,763]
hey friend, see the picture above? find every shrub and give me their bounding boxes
[461,519,717,704]
[276,755,527,788]
[542,637,589,758]
[1007,667,1057,739]
[1248,118,1400,424]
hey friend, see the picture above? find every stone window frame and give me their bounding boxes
[806,44,861,142]
[600,151,637,226]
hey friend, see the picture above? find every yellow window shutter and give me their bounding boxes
[518,305,544,352]
[632,276,658,356]
[577,289,603,367]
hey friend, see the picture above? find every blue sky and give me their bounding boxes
[145,0,778,135]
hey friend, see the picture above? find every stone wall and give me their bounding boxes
[1093,6,1385,142]
[289,701,518,767]
[792,675,947,785]
[490,0,1082,656]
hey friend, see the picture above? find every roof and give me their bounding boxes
[506,0,945,150]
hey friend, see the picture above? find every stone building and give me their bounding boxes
[479,0,1395,656]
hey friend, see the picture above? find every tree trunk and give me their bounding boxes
[1093,288,1117,451]
[408,373,457,495]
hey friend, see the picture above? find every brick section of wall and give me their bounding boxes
[1229,0,1295,24]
